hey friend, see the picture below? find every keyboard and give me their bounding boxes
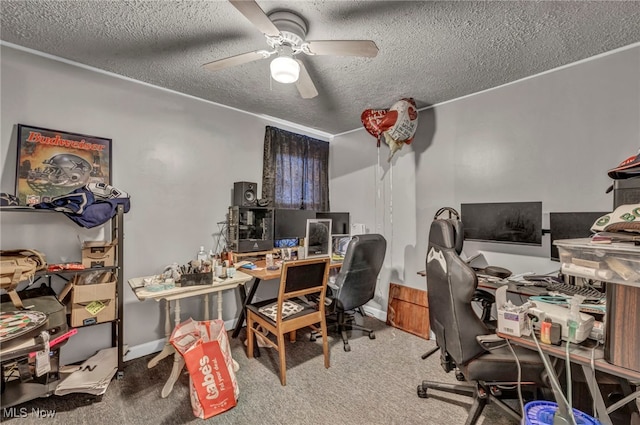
[545,282,605,301]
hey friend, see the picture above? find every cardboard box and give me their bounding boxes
[82,239,117,268]
[71,298,115,327]
[58,273,117,327]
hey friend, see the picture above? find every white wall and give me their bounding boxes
[331,44,640,313]
[0,45,328,363]
[2,42,638,363]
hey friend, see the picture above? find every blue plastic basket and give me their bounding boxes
[522,401,601,425]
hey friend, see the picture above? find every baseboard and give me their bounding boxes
[363,305,387,322]
[124,310,388,362]
[124,318,238,361]
[124,339,166,361]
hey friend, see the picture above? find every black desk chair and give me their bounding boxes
[325,234,386,352]
[441,208,496,326]
[417,218,546,425]
[422,208,495,361]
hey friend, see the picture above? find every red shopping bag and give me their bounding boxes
[170,319,239,419]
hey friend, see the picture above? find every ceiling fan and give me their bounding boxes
[202,0,379,99]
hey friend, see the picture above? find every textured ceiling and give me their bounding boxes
[2,1,640,135]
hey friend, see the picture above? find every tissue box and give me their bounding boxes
[495,285,531,337]
[497,309,530,337]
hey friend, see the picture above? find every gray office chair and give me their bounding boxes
[324,234,386,352]
[417,218,546,425]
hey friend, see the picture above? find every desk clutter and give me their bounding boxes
[497,283,599,342]
[139,249,239,292]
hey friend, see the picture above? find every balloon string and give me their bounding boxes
[389,163,393,268]
[376,146,381,233]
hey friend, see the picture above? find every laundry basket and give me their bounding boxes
[522,401,601,425]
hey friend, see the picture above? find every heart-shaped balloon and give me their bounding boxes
[382,98,418,146]
[361,108,388,139]
[362,98,419,161]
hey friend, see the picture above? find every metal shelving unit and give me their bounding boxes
[0,205,125,406]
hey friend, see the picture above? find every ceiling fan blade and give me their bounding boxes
[295,60,318,99]
[202,50,270,72]
[305,40,379,57]
[229,0,281,37]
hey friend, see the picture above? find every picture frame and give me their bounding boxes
[305,218,332,259]
[15,124,112,205]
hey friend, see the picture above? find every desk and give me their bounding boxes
[231,259,342,339]
[418,269,548,298]
[128,271,252,398]
[498,332,640,425]
[477,279,549,298]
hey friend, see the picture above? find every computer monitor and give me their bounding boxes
[316,212,350,236]
[549,211,607,261]
[274,209,317,240]
[305,219,332,258]
[460,201,543,246]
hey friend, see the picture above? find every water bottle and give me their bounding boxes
[197,246,207,262]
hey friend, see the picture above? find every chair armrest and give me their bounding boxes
[476,334,508,351]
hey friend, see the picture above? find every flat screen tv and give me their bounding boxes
[274,208,317,240]
[316,212,350,236]
[549,211,607,261]
[461,201,543,246]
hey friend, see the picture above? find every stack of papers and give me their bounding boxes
[55,346,124,396]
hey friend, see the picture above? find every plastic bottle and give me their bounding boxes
[540,318,552,345]
[197,246,207,262]
[567,296,584,343]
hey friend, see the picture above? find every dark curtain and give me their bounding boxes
[262,126,330,211]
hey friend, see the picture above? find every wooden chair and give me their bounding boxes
[246,257,331,385]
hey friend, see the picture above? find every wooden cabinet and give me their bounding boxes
[386,283,430,340]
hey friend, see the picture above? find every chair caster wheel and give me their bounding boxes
[455,371,465,381]
[343,344,351,352]
[369,332,376,340]
[417,385,428,398]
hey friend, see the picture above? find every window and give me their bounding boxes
[261,126,329,211]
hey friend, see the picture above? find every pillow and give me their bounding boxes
[258,300,304,321]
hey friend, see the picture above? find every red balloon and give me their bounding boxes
[361,108,388,139]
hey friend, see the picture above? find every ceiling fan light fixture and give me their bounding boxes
[270,56,300,84]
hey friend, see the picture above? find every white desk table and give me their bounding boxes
[128,271,252,397]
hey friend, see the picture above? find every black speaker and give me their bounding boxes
[233,182,257,206]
